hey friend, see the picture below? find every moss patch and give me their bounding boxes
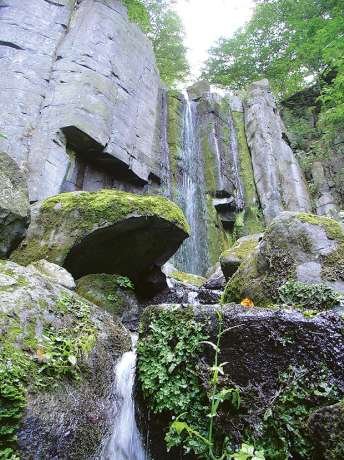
[76,273,135,316]
[11,189,189,268]
[170,271,206,287]
[298,213,344,242]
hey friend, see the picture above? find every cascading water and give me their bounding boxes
[102,334,148,460]
[174,93,209,275]
[228,111,245,210]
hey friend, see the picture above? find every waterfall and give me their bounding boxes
[102,334,147,460]
[174,93,209,275]
[228,111,245,210]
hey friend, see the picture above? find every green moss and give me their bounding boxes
[322,243,344,281]
[76,274,135,316]
[298,213,344,242]
[201,125,217,194]
[167,91,184,188]
[11,189,189,267]
[170,270,206,287]
[0,292,97,457]
[220,235,260,264]
[205,195,229,266]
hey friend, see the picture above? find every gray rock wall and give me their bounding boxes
[0,0,162,201]
[244,79,311,223]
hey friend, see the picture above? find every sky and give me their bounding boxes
[173,0,256,80]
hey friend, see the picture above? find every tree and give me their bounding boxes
[123,0,190,87]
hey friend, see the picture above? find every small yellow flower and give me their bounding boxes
[240,297,254,308]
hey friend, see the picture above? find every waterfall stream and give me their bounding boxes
[228,111,245,210]
[102,334,147,460]
[174,93,209,275]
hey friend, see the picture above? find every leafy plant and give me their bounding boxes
[115,275,134,291]
[278,280,341,310]
[255,366,340,459]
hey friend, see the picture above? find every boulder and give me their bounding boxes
[220,234,262,280]
[28,259,75,290]
[137,304,344,459]
[11,190,189,296]
[308,401,344,459]
[76,273,139,328]
[169,270,206,288]
[0,259,130,459]
[223,212,344,306]
[203,263,226,290]
[0,151,30,257]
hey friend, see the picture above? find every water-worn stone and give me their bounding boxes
[244,79,311,223]
[220,233,262,280]
[0,0,162,201]
[203,263,226,290]
[223,212,344,305]
[138,304,344,459]
[28,259,76,290]
[11,190,189,295]
[0,151,30,257]
[0,259,130,459]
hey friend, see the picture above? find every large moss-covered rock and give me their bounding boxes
[0,151,30,257]
[0,259,130,459]
[11,190,189,295]
[220,233,262,280]
[223,212,344,306]
[137,304,344,460]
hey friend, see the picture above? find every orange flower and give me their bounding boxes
[240,297,254,308]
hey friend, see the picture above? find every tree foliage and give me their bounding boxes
[123,0,189,87]
[202,0,344,132]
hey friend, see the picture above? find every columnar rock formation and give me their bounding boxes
[244,79,312,223]
[0,0,324,276]
[0,0,161,201]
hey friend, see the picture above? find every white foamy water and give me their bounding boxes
[102,334,148,460]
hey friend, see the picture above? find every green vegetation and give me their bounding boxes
[123,0,189,87]
[278,281,342,310]
[0,293,97,458]
[138,308,264,459]
[254,367,340,460]
[203,0,344,139]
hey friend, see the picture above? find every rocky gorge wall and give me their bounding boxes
[0,0,324,276]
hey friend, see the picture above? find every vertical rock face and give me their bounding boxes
[245,79,311,223]
[0,151,30,257]
[0,0,161,201]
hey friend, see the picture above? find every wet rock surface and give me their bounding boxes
[28,259,76,290]
[0,259,130,459]
[137,304,344,459]
[0,151,30,257]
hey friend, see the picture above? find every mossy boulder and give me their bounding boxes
[11,190,189,295]
[0,152,30,258]
[76,273,138,319]
[0,259,130,458]
[223,212,344,306]
[220,233,262,280]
